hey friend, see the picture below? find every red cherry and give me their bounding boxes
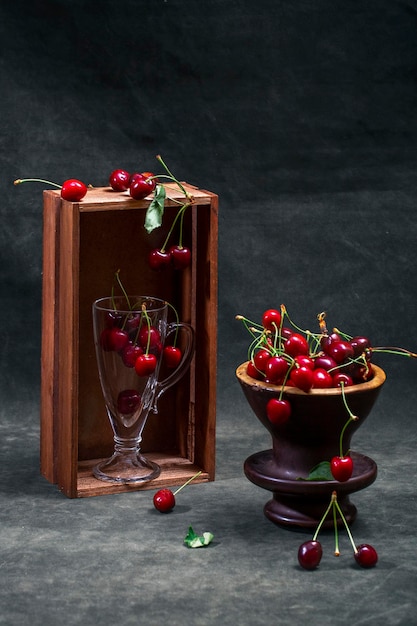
[313,355,338,372]
[290,366,314,392]
[153,488,176,513]
[320,332,342,353]
[61,179,87,201]
[100,327,129,352]
[135,353,157,376]
[264,356,290,385]
[262,308,282,331]
[330,456,354,482]
[129,173,156,199]
[298,540,323,570]
[350,336,371,358]
[294,355,314,369]
[284,333,309,357]
[109,169,131,191]
[117,389,141,415]
[148,248,172,271]
[354,544,378,568]
[332,372,353,388]
[312,368,333,388]
[253,349,272,373]
[163,346,182,368]
[266,398,291,425]
[246,360,264,380]
[138,326,162,351]
[169,245,192,270]
[121,343,143,368]
[326,340,354,364]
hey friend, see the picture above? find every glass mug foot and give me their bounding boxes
[93,451,161,484]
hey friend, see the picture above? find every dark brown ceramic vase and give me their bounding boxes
[236,362,386,530]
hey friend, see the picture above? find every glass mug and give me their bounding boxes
[92,296,194,484]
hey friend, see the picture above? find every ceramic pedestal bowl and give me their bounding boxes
[236,362,386,530]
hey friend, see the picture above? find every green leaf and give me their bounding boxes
[302,461,333,481]
[184,526,214,549]
[144,185,166,234]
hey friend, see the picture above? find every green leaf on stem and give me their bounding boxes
[184,526,214,548]
[300,461,333,481]
[144,184,166,233]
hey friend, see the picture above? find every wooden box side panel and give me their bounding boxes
[193,192,218,478]
[40,192,62,483]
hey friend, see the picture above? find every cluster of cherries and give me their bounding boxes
[101,300,182,415]
[298,491,378,570]
[14,156,192,272]
[237,305,416,483]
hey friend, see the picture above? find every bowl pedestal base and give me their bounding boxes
[244,449,377,530]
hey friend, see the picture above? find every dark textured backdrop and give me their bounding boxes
[1,1,417,625]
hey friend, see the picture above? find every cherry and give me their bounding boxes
[284,333,309,357]
[148,249,172,271]
[169,245,192,270]
[246,360,263,380]
[153,470,202,513]
[109,169,131,191]
[153,488,176,513]
[129,173,156,199]
[320,332,341,353]
[354,544,378,568]
[266,398,291,425]
[298,540,323,570]
[294,355,314,370]
[138,325,162,351]
[61,179,88,201]
[134,353,157,376]
[121,343,143,368]
[262,308,282,331]
[14,177,87,201]
[163,346,182,369]
[332,372,353,388]
[100,327,129,352]
[326,340,354,364]
[350,336,371,358]
[253,349,272,373]
[109,328,130,352]
[312,368,333,388]
[330,455,353,482]
[314,355,338,372]
[290,365,314,392]
[264,356,290,385]
[117,389,141,415]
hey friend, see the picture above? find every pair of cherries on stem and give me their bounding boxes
[14,177,88,201]
[298,491,378,570]
[109,168,157,200]
[153,470,202,513]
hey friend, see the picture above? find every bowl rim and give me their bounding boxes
[235,361,386,396]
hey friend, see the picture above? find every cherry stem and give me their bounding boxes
[165,301,180,347]
[141,304,152,355]
[333,498,340,556]
[333,494,358,554]
[156,154,192,201]
[372,347,417,358]
[338,382,358,456]
[14,178,62,189]
[160,202,190,252]
[114,270,131,311]
[312,492,335,541]
[173,470,202,495]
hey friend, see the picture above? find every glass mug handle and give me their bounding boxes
[151,322,195,412]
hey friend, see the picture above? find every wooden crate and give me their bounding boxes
[40,182,218,497]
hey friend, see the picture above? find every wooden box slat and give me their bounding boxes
[40,183,218,497]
